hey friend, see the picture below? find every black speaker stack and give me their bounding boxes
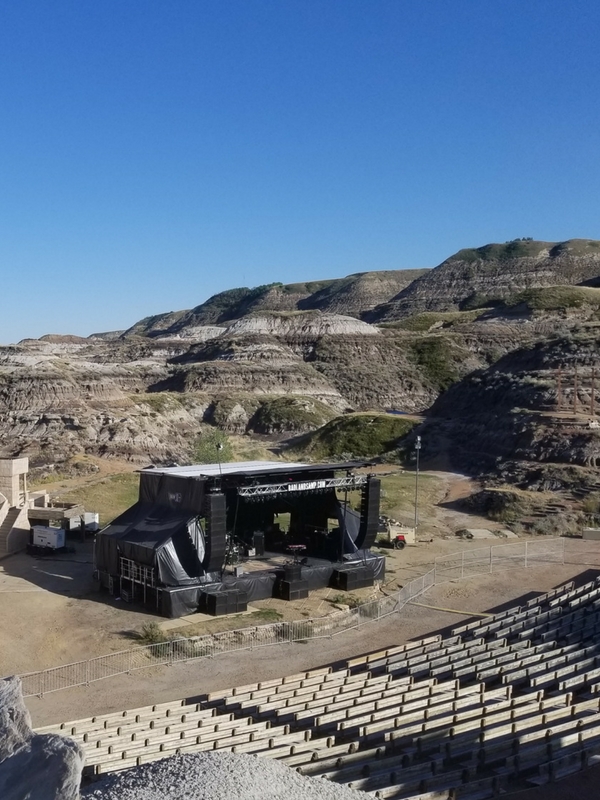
[283,564,302,581]
[330,565,375,591]
[203,493,227,571]
[357,476,381,550]
[277,563,308,600]
[199,588,248,617]
[253,532,265,557]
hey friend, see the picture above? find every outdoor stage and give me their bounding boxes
[161,549,386,617]
[95,460,385,617]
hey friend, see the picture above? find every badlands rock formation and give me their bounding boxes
[2,242,600,490]
[370,239,600,321]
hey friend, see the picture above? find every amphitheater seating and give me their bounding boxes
[37,572,600,798]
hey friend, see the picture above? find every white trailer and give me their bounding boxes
[66,512,100,532]
[31,526,66,550]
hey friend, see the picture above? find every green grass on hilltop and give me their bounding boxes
[454,240,549,264]
[288,413,417,461]
[507,285,600,311]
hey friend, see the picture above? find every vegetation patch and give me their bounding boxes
[194,427,233,463]
[407,337,460,391]
[135,392,184,414]
[454,239,548,265]
[248,608,284,622]
[288,413,417,461]
[506,286,600,312]
[138,621,170,645]
[329,594,362,608]
[249,396,335,434]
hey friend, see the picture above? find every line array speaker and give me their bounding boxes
[253,532,265,557]
[204,493,227,571]
[356,476,381,551]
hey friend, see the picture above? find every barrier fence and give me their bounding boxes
[18,538,565,697]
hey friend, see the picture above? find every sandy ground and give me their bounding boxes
[0,469,501,675]
[13,532,600,800]
[24,538,600,728]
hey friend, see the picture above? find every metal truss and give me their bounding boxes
[120,557,157,587]
[237,474,367,498]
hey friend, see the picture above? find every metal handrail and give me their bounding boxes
[16,538,565,697]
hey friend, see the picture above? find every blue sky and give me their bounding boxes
[1,1,599,343]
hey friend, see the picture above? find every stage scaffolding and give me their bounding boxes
[237,474,367,499]
[120,557,159,607]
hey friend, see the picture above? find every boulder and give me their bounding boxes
[0,676,84,800]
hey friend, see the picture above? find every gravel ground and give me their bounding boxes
[81,752,365,800]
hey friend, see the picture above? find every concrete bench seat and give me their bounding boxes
[236,672,398,717]
[269,677,442,727]
[559,665,600,692]
[386,639,515,680]
[345,765,469,796]
[39,700,202,736]
[527,751,588,786]
[84,718,274,761]
[453,706,600,768]
[202,667,334,704]
[359,689,512,742]
[409,700,545,758]
[318,752,444,786]
[524,583,575,609]
[365,698,541,757]
[85,724,299,775]
[43,705,224,741]
[231,677,366,711]
[290,680,422,727]
[548,580,599,609]
[290,743,391,776]
[215,670,350,710]
[445,708,599,770]
[280,740,362,767]
[346,636,442,672]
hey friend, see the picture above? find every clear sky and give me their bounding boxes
[1,1,599,343]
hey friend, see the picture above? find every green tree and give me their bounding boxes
[194,428,234,464]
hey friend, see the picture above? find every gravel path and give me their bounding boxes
[81,752,365,800]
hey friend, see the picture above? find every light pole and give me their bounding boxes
[216,442,223,488]
[414,435,421,534]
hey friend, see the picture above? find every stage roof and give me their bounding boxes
[140,460,368,479]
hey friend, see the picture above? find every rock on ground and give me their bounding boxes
[81,752,366,800]
[0,676,84,800]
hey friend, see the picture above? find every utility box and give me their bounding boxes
[66,512,100,532]
[583,528,600,541]
[31,526,66,549]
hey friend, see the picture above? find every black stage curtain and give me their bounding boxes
[95,503,207,586]
[139,472,205,514]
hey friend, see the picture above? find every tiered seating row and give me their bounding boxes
[39,574,600,800]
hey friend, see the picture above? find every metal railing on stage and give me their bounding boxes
[17,538,565,698]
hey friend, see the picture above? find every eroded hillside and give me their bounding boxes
[418,325,600,493]
[370,239,600,321]
[2,245,600,485]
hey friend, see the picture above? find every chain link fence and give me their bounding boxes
[18,538,565,697]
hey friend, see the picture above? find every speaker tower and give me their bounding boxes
[204,492,227,572]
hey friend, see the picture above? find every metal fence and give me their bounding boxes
[18,538,565,697]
